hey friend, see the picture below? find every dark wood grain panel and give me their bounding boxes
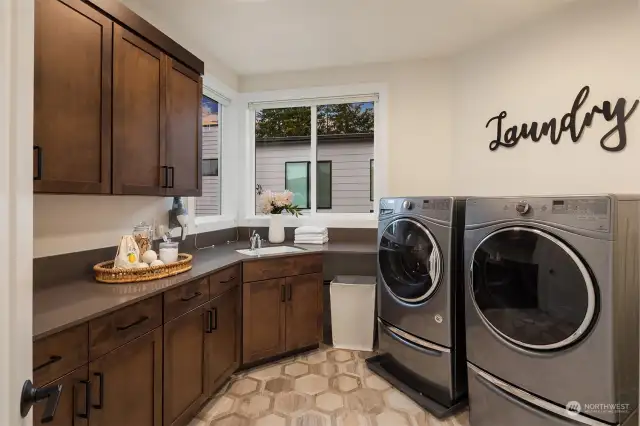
[164,306,207,426]
[163,278,209,323]
[285,273,322,351]
[243,254,322,282]
[89,295,162,360]
[34,323,88,387]
[34,365,89,426]
[34,0,112,194]
[89,328,163,426]
[242,279,286,364]
[112,24,166,195]
[209,264,241,299]
[206,286,240,394]
[165,58,202,197]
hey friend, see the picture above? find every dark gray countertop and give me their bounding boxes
[33,241,376,340]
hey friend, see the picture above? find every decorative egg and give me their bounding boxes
[142,250,158,264]
[150,259,165,267]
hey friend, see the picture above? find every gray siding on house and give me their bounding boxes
[255,139,374,214]
[196,126,220,216]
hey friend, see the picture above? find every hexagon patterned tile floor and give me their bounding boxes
[190,347,469,426]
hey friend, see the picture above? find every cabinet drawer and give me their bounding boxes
[89,295,162,360]
[164,278,209,322]
[243,254,322,282]
[210,264,241,299]
[34,324,88,387]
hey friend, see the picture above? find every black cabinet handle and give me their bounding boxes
[34,146,42,180]
[34,355,62,372]
[20,379,62,423]
[211,308,218,331]
[74,379,91,419]
[205,310,213,333]
[161,166,168,188]
[288,284,293,301]
[115,316,149,331]
[220,276,236,284]
[92,373,104,409]
[180,291,202,302]
[168,166,175,188]
[281,285,286,302]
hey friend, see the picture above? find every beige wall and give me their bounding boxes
[451,0,640,196]
[240,58,454,198]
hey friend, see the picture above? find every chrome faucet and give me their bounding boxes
[250,230,262,251]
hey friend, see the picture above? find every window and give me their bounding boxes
[252,94,378,216]
[196,94,221,216]
[317,161,332,209]
[203,159,218,177]
[285,162,311,209]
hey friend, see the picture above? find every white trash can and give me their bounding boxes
[330,275,376,351]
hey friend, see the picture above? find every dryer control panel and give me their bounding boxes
[466,196,612,233]
[379,197,454,223]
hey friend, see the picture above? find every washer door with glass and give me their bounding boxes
[379,218,443,304]
[470,227,597,351]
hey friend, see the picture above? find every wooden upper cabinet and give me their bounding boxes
[243,279,286,364]
[112,25,167,196]
[166,59,202,197]
[164,306,208,426]
[285,273,322,352]
[34,0,112,194]
[89,328,163,426]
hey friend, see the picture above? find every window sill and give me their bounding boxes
[240,213,377,229]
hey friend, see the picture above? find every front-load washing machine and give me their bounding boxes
[464,195,639,426]
[369,197,467,417]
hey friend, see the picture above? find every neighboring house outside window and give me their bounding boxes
[254,102,374,214]
[196,95,220,216]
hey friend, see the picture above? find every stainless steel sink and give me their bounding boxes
[236,246,305,257]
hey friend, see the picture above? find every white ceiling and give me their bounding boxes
[125,0,572,75]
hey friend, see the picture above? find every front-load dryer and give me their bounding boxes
[372,197,467,416]
[464,195,639,426]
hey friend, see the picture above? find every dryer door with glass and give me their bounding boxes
[470,226,597,352]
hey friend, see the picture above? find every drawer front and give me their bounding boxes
[243,254,322,282]
[210,264,241,299]
[89,295,162,360]
[34,323,88,387]
[164,278,209,322]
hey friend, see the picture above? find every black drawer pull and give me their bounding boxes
[205,310,213,333]
[161,166,168,189]
[288,283,293,301]
[219,276,236,284]
[115,316,149,331]
[211,308,218,331]
[34,146,42,180]
[92,373,104,409]
[180,291,202,302]
[281,285,286,302]
[34,355,62,372]
[74,379,91,419]
[168,166,175,188]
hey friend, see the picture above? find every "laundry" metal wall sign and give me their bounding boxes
[486,85,639,152]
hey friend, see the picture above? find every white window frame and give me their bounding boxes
[186,73,239,234]
[239,83,389,229]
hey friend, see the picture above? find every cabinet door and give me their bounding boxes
[34,0,112,194]
[164,306,207,426]
[206,286,240,394]
[89,328,162,426]
[112,24,166,196]
[166,59,202,197]
[34,366,89,426]
[285,273,322,352]
[242,279,286,364]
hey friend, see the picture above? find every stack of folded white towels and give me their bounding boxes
[294,226,329,245]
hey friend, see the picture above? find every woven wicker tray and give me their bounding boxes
[94,253,193,284]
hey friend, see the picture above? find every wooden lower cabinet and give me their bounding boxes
[163,306,208,426]
[89,328,163,426]
[206,286,241,393]
[243,278,286,364]
[285,273,322,351]
[34,366,89,426]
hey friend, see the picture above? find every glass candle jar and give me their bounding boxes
[159,241,179,264]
